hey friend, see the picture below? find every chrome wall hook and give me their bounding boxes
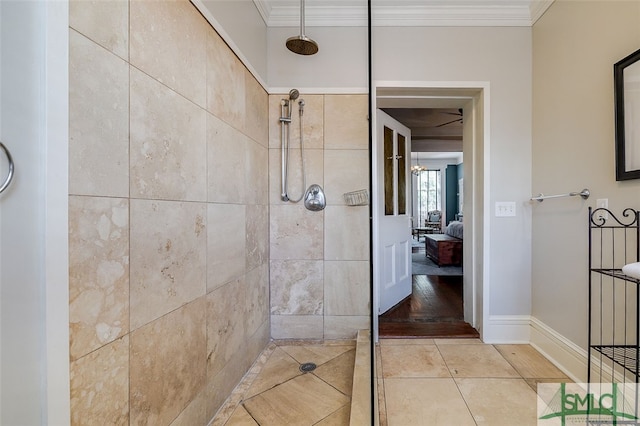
[0,142,15,194]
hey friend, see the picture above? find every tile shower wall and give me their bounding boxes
[268,94,371,340]
[68,1,269,424]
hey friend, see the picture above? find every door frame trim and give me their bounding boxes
[372,80,490,342]
[45,2,71,423]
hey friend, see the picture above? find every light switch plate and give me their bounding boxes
[596,199,608,220]
[495,201,516,217]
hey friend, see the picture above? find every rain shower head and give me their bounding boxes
[287,0,318,56]
[286,35,318,56]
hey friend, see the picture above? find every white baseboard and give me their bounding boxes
[482,315,531,344]
[529,316,588,383]
[482,315,622,385]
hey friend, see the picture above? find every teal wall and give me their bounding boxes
[446,164,458,224]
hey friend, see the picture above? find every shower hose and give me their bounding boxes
[283,101,307,203]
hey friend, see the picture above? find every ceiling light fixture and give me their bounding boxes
[411,153,427,175]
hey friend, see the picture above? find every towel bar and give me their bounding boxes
[530,188,590,202]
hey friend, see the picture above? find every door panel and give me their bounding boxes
[383,244,394,288]
[376,110,412,314]
[397,133,407,215]
[384,126,394,215]
[397,239,410,281]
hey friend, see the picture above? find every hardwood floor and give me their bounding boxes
[378,321,478,338]
[378,271,478,339]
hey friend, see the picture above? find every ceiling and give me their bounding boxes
[381,108,463,153]
[254,0,553,27]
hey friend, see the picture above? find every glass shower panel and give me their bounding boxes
[397,133,406,215]
[384,125,394,215]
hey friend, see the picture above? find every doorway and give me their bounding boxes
[379,147,473,337]
[372,82,489,342]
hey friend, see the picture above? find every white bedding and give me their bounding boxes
[445,221,464,239]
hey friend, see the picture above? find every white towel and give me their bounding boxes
[622,262,640,280]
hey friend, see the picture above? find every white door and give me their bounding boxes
[0,2,69,424]
[375,110,412,314]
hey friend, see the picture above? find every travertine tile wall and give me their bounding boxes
[268,94,371,340]
[68,1,269,424]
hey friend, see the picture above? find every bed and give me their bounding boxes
[445,221,464,239]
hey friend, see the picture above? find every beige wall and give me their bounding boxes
[532,1,640,349]
[268,94,371,339]
[68,0,269,423]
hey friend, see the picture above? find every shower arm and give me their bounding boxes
[299,0,306,37]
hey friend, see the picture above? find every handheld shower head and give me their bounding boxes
[284,89,300,119]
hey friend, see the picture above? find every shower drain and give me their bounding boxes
[299,362,317,373]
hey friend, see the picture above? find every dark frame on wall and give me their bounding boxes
[615,47,640,181]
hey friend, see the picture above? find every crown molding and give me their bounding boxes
[253,0,272,25]
[529,0,555,25]
[254,0,555,28]
[372,5,531,27]
[259,2,367,27]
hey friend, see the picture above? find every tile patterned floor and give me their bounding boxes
[213,337,572,426]
[215,340,356,426]
[377,339,572,426]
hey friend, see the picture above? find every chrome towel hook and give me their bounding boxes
[0,142,15,194]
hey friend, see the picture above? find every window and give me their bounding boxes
[384,125,408,216]
[415,169,441,225]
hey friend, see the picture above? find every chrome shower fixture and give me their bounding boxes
[280,89,323,211]
[304,184,326,211]
[286,0,318,55]
[280,89,306,203]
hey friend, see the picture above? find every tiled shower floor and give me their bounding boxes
[212,340,356,425]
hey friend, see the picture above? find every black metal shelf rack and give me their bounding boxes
[588,207,640,383]
[591,345,640,377]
